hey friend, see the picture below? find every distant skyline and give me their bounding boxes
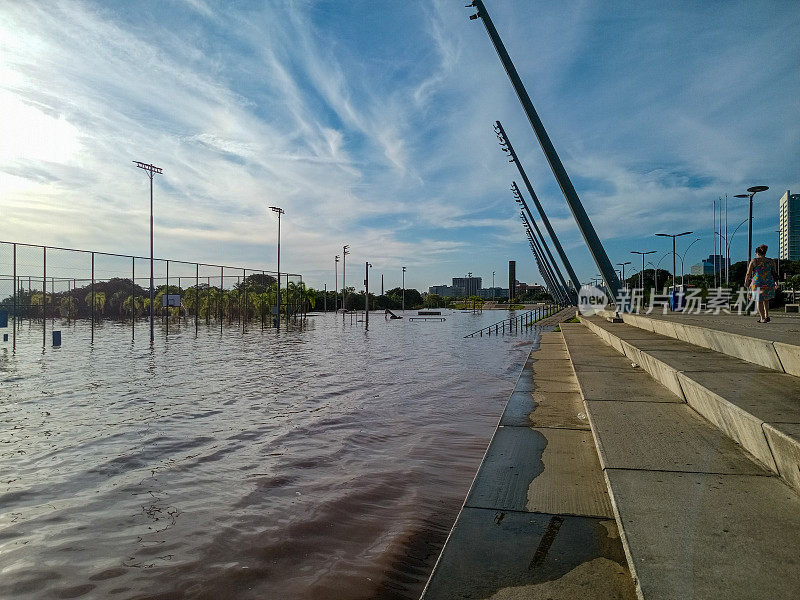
[1,1,798,291]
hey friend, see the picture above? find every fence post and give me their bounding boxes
[12,243,16,352]
[195,263,199,336]
[43,246,46,347]
[132,257,135,340]
[91,252,95,343]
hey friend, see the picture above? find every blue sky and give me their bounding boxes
[1,0,798,291]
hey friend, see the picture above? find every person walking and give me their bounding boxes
[745,244,778,323]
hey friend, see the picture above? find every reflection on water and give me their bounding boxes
[1,311,539,599]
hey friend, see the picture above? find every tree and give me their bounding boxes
[84,290,106,315]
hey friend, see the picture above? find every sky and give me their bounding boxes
[1,0,798,292]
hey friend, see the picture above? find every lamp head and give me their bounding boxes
[747,185,769,194]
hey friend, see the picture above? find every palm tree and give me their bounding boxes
[85,291,106,316]
[60,296,78,320]
[299,284,316,317]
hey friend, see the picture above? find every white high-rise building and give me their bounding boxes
[779,190,800,261]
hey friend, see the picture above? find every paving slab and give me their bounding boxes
[586,401,767,475]
[677,372,781,471]
[531,377,580,394]
[466,426,545,512]
[499,390,538,427]
[529,390,589,430]
[466,426,611,517]
[605,468,800,600]
[523,427,613,518]
[569,367,681,403]
[420,508,635,600]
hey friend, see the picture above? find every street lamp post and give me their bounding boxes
[680,238,701,286]
[492,270,495,298]
[269,206,284,327]
[655,231,692,293]
[734,185,769,263]
[724,218,748,286]
[134,161,162,343]
[631,250,656,291]
[334,255,339,312]
[617,262,631,290]
[402,266,406,312]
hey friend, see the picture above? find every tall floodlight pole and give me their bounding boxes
[734,185,769,263]
[365,262,372,328]
[402,266,406,311]
[656,231,692,292]
[334,255,339,312]
[342,245,350,316]
[269,206,284,327]
[522,213,562,304]
[520,211,565,303]
[134,161,163,343]
[524,222,562,303]
[510,181,571,302]
[526,231,555,300]
[631,251,656,290]
[496,124,578,300]
[470,4,620,299]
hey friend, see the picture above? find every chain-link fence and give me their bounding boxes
[0,241,304,350]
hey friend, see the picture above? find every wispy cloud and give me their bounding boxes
[0,0,797,290]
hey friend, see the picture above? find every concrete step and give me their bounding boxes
[421,332,636,600]
[561,323,800,600]
[597,310,800,377]
[578,315,800,494]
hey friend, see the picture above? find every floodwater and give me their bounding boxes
[1,310,540,599]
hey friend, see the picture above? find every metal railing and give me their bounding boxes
[0,240,303,350]
[464,301,564,338]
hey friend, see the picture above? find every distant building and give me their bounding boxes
[452,276,481,297]
[428,285,456,297]
[690,262,713,276]
[477,287,508,299]
[779,190,800,260]
[691,254,727,276]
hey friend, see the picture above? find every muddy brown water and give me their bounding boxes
[1,311,540,599]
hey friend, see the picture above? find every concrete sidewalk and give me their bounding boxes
[420,332,635,600]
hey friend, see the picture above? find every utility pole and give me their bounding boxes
[324,283,327,312]
[471,1,620,298]
[134,161,162,344]
[269,206,284,327]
